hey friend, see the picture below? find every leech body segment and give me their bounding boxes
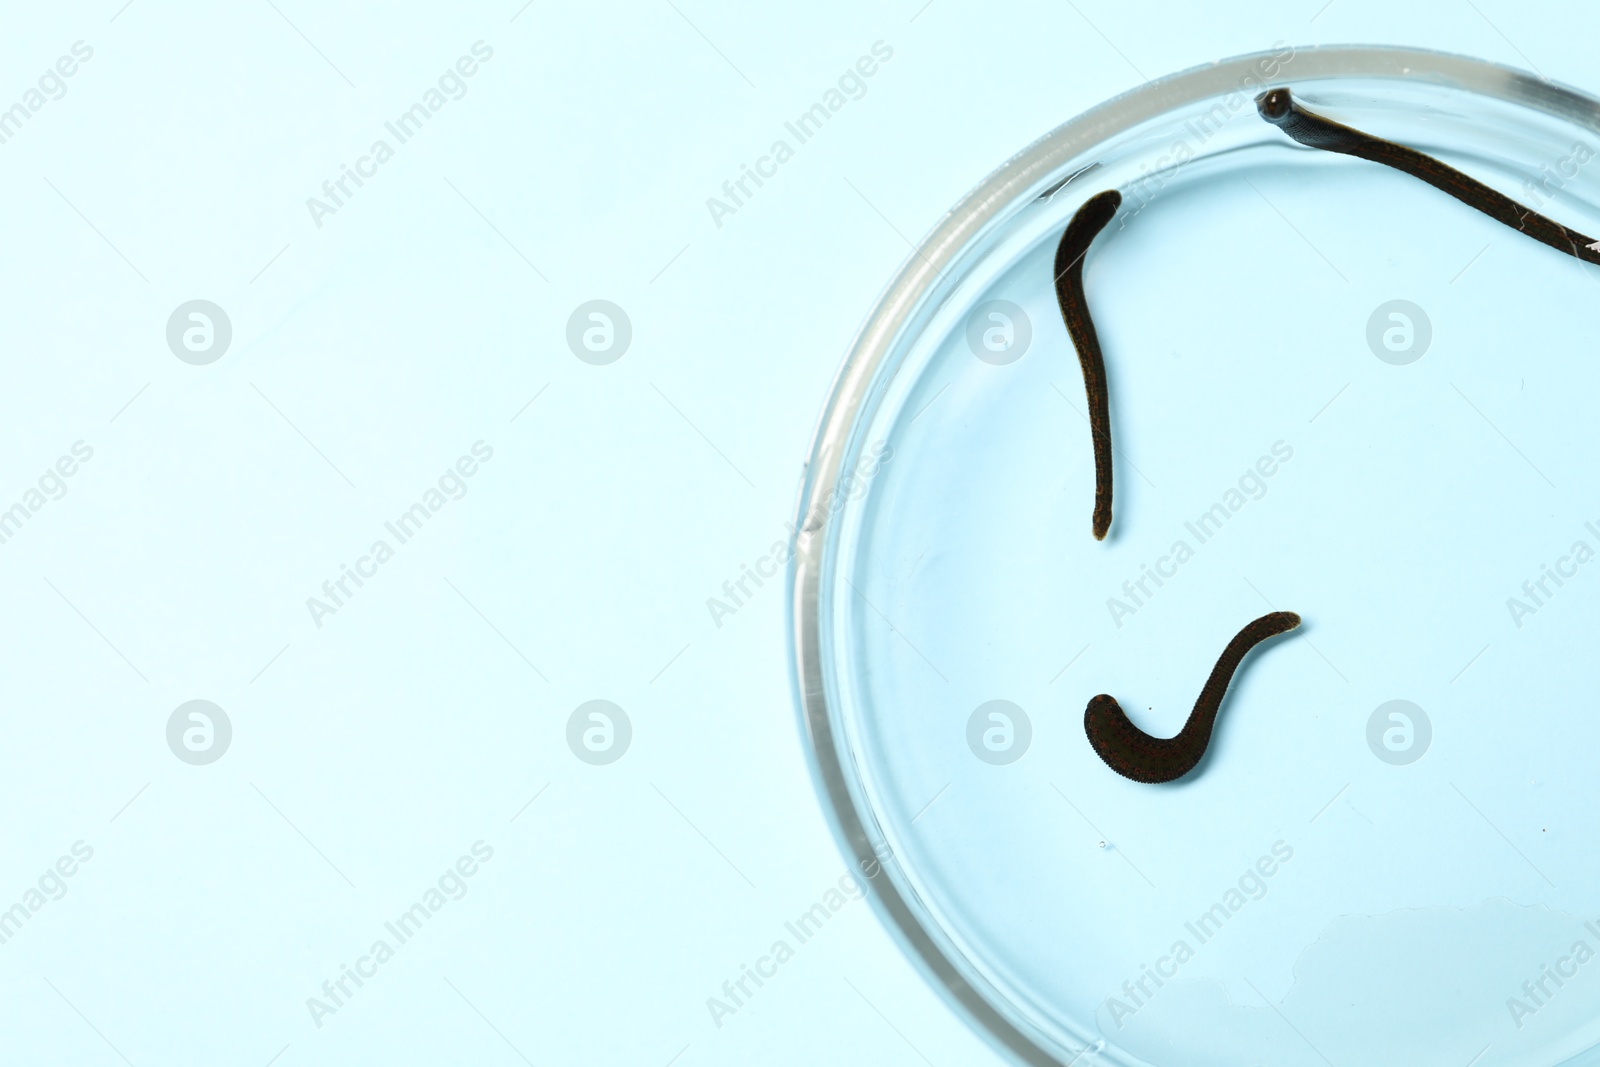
[1257,87,1600,264]
[1084,611,1301,784]
[1054,189,1121,541]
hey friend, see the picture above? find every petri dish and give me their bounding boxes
[788,45,1600,1067]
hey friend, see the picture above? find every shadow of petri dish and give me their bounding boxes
[788,44,1600,1067]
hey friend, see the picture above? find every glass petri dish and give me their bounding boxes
[788,44,1600,1067]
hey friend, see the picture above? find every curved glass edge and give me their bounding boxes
[785,43,1600,1067]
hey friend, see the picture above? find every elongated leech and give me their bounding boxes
[1084,611,1300,784]
[1053,189,1121,541]
[1256,87,1600,264]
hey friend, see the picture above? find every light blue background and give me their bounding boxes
[0,2,1593,1065]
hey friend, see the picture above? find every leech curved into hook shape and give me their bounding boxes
[1256,87,1600,264]
[1053,189,1121,541]
[1084,611,1301,784]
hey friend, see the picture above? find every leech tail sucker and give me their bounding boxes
[1256,87,1600,266]
[1083,610,1301,784]
[1053,188,1122,541]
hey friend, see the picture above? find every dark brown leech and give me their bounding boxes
[1085,611,1300,784]
[1257,87,1600,264]
[1053,189,1122,541]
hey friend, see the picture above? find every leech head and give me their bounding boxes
[1085,187,1122,222]
[1255,87,1295,125]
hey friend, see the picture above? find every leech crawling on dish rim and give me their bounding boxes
[1256,86,1600,264]
[1053,189,1121,541]
[1084,611,1301,784]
